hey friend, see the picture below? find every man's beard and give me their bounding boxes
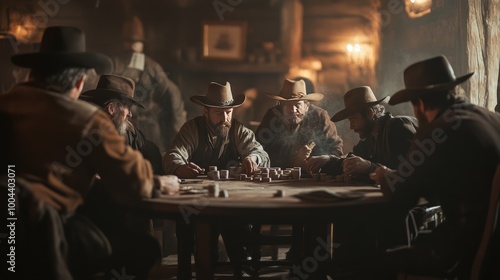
[285,112,305,127]
[215,121,231,138]
[111,113,130,136]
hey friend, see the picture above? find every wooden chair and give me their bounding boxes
[399,164,500,280]
[247,224,294,273]
[405,205,444,246]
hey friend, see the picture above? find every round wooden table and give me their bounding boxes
[142,178,386,279]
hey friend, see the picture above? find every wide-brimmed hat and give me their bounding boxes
[11,26,112,74]
[265,79,324,101]
[331,86,388,122]
[389,55,474,105]
[190,82,245,108]
[80,75,144,109]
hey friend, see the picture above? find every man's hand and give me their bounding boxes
[241,156,259,176]
[369,166,394,197]
[306,155,330,174]
[289,145,313,168]
[175,162,204,179]
[157,175,180,195]
[342,156,371,175]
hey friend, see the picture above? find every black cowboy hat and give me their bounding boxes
[389,55,474,105]
[190,82,245,108]
[80,75,144,109]
[11,26,112,74]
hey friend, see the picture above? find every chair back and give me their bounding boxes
[471,164,500,279]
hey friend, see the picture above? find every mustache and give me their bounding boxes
[285,112,304,120]
[217,121,231,128]
[289,112,303,117]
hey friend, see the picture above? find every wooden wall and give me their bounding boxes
[0,0,383,152]
[465,0,500,109]
[302,0,381,152]
[378,0,500,115]
[3,0,498,153]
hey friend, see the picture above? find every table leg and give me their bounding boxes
[290,223,330,280]
[176,220,193,280]
[194,221,214,280]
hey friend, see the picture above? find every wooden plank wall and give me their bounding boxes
[378,0,500,114]
[302,0,382,152]
[465,0,500,110]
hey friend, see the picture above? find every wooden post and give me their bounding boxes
[280,0,303,68]
[463,0,500,110]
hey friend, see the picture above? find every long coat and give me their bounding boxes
[385,100,500,272]
[0,83,155,215]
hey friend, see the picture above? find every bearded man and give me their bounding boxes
[164,81,269,177]
[312,86,418,181]
[81,74,163,174]
[256,78,343,173]
[163,81,269,277]
[369,55,500,278]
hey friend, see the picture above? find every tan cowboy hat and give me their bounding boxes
[265,79,324,101]
[11,26,112,74]
[331,86,388,122]
[389,55,474,105]
[190,82,245,108]
[80,75,145,109]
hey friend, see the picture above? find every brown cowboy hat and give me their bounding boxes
[11,26,112,74]
[389,55,474,105]
[80,75,145,109]
[190,82,245,108]
[265,79,324,101]
[331,86,388,122]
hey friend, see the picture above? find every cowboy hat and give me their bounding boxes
[331,86,388,122]
[265,79,324,101]
[11,26,112,74]
[80,75,145,109]
[389,55,474,105]
[190,82,245,108]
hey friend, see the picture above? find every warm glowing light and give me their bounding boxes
[405,0,432,18]
[347,44,361,53]
[347,44,353,52]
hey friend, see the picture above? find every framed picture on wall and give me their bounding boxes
[202,21,247,61]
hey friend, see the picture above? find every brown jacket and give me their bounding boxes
[0,84,154,215]
[256,104,343,168]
